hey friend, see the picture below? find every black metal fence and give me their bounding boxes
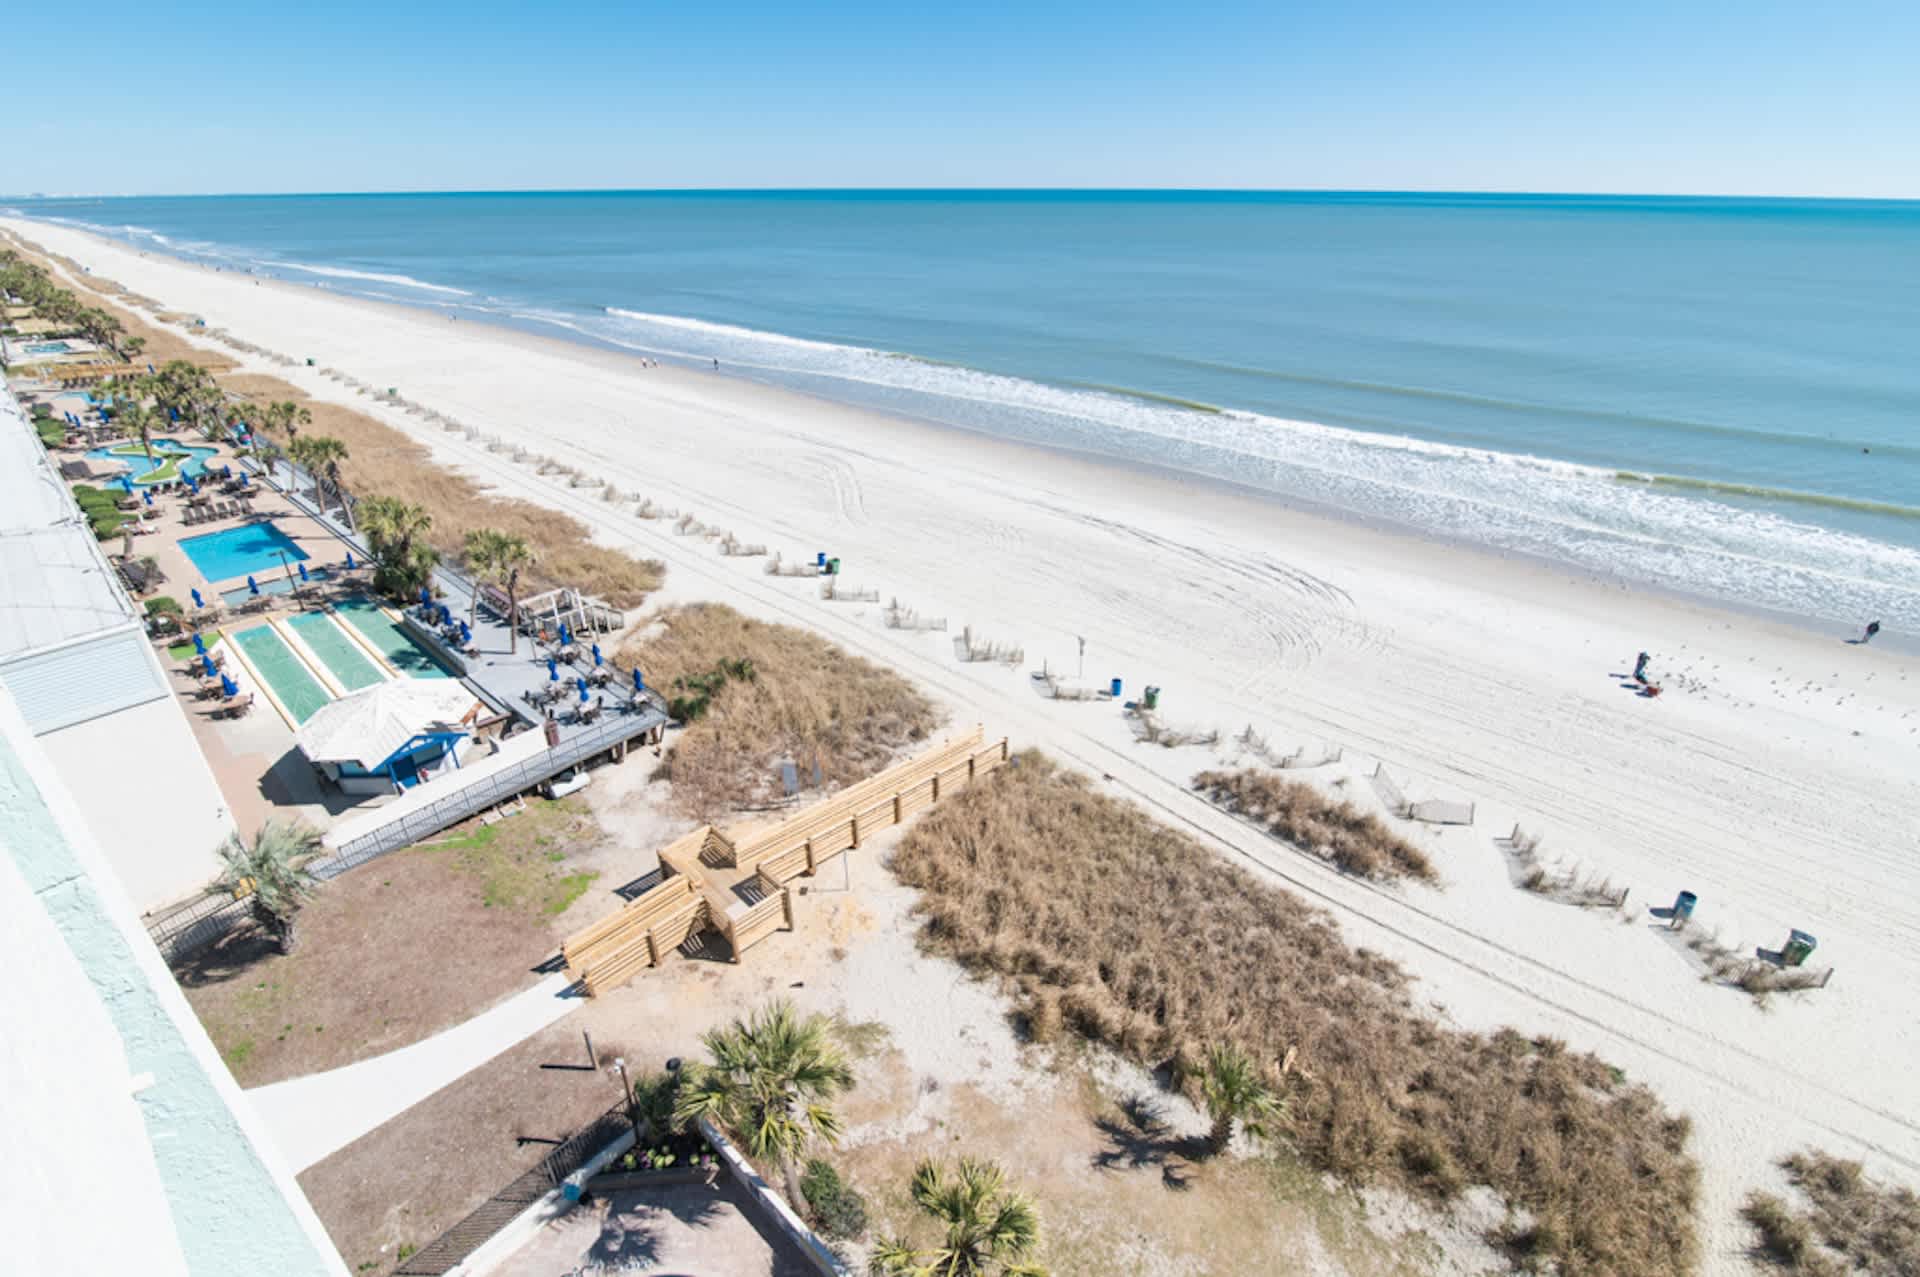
[392,1102,633,1276]
[145,892,253,964]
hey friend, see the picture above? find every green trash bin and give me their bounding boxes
[1142,685,1160,711]
[1782,930,1816,967]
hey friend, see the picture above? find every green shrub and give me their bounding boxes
[89,511,129,540]
[801,1158,868,1240]
[145,596,183,616]
[35,419,65,446]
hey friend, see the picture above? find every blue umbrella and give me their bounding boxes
[344,550,356,570]
[168,406,179,421]
[142,488,153,506]
[577,678,589,703]
[632,668,645,692]
[190,588,204,608]
[438,604,452,627]
[147,363,156,375]
[247,575,259,596]
[591,643,602,666]
[192,633,206,655]
[559,622,572,646]
[221,674,239,698]
[459,621,472,644]
[201,654,217,678]
[238,471,249,488]
[547,658,559,681]
[420,585,432,606]
[297,562,309,582]
[185,475,198,494]
[119,474,134,494]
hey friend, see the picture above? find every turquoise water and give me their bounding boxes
[180,521,309,582]
[84,437,219,483]
[231,625,332,723]
[17,191,1920,627]
[25,340,73,354]
[332,597,452,679]
[286,611,387,692]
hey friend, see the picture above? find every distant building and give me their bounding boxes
[0,383,234,909]
[0,683,347,1276]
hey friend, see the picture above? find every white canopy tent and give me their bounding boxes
[294,679,481,792]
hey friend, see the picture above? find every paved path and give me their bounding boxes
[246,973,579,1171]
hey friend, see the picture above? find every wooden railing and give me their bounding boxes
[560,728,1010,995]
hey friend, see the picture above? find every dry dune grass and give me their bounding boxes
[893,754,1698,1276]
[220,374,663,607]
[1743,1151,1920,1275]
[1194,768,1436,883]
[616,602,940,814]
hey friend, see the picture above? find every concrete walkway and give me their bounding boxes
[246,973,579,1171]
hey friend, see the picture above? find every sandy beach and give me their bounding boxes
[12,215,1920,1269]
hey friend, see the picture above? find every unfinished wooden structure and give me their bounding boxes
[563,726,1011,995]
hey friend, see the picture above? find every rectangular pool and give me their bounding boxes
[232,625,333,723]
[286,611,387,693]
[181,522,310,583]
[332,597,453,679]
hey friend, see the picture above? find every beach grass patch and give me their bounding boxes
[891,752,1698,1277]
[420,796,604,916]
[616,601,940,816]
[1193,768,1436,882]
[1742,1150,1920,1275]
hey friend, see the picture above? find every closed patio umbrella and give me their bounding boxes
[142,488,153,506]
[247,575,260,595]
[577,678,589,703]
[221,674,239,698]
[591,643,602,666]
[298,562,310,582]
[201,654,217,678]
[547,658,559,681]
[190,588,204,608]
[631,668,645,692]
[559,622,572,646]
[459,621,472,644]
[192,634,206,655]
[344,550,355,569]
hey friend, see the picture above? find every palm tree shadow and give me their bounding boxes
[1090,1093,1201,1190]
[584,1191,726,1269]
[171,922,277,987]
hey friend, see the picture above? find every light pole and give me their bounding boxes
[610,1056,637,1127]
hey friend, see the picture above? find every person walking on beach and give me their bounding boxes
[1633,651,1651,682]
[1862,620,1881,644]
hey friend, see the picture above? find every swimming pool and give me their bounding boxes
[181,521,310,583]
[25,340,74,355]
[84,437,220,484]
[218,567,333,607]
[333,597,453,679]
[286,611,387,692]
[232,625,333,724]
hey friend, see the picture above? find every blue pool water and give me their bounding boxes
[84,437,219,483]
[181,522,310,583]
[18,190,1920,626]
[25,340,73,355]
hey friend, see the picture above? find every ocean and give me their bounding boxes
[12,190,1920,630]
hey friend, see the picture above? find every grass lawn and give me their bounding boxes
[167,629,222,661]
[178,797,604,1088]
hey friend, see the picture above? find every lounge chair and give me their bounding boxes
[220,693,254,720]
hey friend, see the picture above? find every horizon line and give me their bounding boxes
[7,185,1920,206]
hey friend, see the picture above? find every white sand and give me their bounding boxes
[15,217,1920,1270]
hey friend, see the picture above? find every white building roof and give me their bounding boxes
[294,678,479,769]
[0,384,140,659]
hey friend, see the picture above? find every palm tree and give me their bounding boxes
[303,436,352,526]
[870,1159,1048,1277]
[117,401,160,465]
[358,495,438,599]
[462,528,533,648]
[1199,1042,1286,1156]
[671,1000,854,1211]
[206,819,322,954]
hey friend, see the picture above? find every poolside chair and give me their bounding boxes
[221,693,255,720]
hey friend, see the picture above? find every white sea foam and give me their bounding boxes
[586,306,1920,630]
[271,261,472,296]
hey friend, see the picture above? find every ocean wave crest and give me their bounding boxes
[271,261,472,296]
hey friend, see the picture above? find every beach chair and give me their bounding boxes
[181,506,199,527]
[221,693,254,720]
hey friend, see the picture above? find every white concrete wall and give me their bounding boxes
[0,683,347,1277]
[37,653,235,910]
[0,849,191,1277]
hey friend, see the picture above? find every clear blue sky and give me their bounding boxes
[8,0,1917,198]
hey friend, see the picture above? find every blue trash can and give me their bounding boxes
[1672,891,1697,922]
[1110,677,1123,697]
[816,552,826,568]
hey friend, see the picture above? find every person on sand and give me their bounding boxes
[1633,651,1650,682]
[1863,620,1881,644]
